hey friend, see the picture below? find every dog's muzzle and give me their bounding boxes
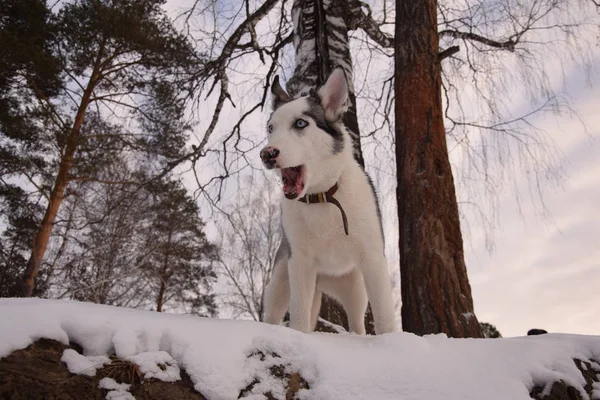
[260,146,279,169]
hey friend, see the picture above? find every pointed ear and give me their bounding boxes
[318,67,349,121]
[271,75,291,110]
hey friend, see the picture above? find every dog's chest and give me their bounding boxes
[283,199,361,274]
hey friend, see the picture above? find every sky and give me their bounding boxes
[162,1,600,338]
[466,67,600,337]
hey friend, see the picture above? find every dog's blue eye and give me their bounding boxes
[294,119,308,129]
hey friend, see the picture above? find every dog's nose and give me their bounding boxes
[260,147,280,168]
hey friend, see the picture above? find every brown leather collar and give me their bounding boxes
[298,182,349,235]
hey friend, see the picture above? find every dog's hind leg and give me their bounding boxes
[310,288,322,331]
[263,249,290,325]
[321,269,368,335]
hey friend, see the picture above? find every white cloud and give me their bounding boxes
[468,69,600,337]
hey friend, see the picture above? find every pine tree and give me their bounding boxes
[0,0,200,296]
[395,0,483,337]
[140,178,218,316]
[0,0,61,297]
[481,322,503,338]
[0,186,45,297]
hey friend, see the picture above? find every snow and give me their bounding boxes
[127,351,180,382]
[462,312,475,320]
[99,377,134,400]
[316,317,346,333]
[60,348,111,376]
[592,382,600,400]
[1,298,600,400]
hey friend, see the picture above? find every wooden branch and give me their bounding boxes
[439,45,460,61]
[347,0,394,48]
[23,172,50,201]
[66,175,137,185]
[202,0,280,74]
[439,30,517,51]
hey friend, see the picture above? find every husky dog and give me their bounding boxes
[261,68,396,335]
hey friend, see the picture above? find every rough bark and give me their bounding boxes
[156,230,172,313]
[286,0,373,334]
[157,281,166,312]
[394,0,483,337]
[19,47,104,297]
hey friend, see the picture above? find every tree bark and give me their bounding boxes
[156,230,172,313]
[394,0,483,337]
[156,280,166,312]
[286,0,373,334]
[19,45,105,297]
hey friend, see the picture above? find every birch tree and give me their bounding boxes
[215,176,281,321]
[180,0,595,336]
[281,0,376,333]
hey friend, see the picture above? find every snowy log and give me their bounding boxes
[1,299,599,400]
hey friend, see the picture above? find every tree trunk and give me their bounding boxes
[19,46,105,297]
[156,280,166,312]
[394,0,483,338]
[286,0,373,334]
[156,230,172,313]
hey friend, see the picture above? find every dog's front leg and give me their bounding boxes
[288,255,317,333]
[362,255,397,334]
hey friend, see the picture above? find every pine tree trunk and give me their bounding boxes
[394,0,483,338]
[20,105,88,297]
[156,231,172,313]
[156,281,165,312]
[20,160,72,297]
[19,46,104,297]
[287,0,373,334]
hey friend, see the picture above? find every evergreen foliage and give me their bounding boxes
[0,0,216,315]
[481,322,503,338]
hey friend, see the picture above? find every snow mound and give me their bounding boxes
[99,377,134,399]
[61,348,111,376]
[1,298,599,400]
[593,382,600,400]
[127,351,180,382]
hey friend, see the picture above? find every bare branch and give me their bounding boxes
[66,176,138,185]
[439,45,460,60]
[439,30,517,51]
[347,0,394,48]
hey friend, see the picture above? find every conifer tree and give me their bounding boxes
[140,177,218,316]
[0,0,200,296]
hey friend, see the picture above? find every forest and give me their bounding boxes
[1,0,598,338]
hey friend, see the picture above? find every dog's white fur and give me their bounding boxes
[262,69,397,334]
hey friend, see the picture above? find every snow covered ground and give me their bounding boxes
[1,298,599,400]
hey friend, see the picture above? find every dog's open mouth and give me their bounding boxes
[281,165,305,200]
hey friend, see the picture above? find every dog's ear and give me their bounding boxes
[318,67,349,121]
[271,75,291,110]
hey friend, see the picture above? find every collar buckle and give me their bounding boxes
[298,183,349,235]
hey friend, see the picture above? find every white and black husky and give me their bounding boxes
[261,68,396,335]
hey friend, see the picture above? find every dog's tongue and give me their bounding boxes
[281,167,303,199]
